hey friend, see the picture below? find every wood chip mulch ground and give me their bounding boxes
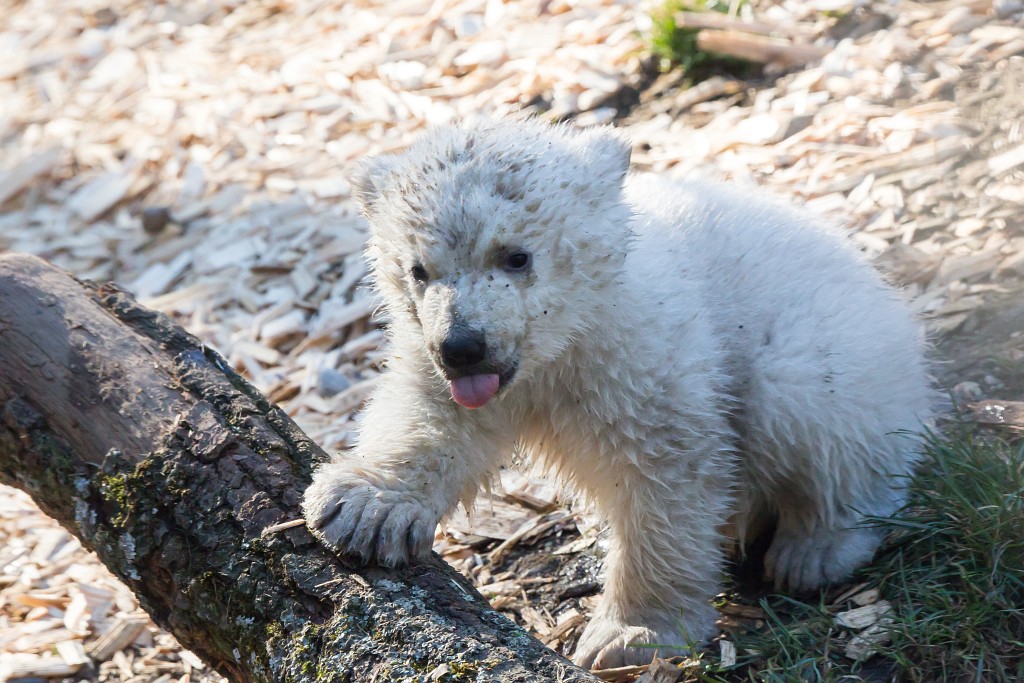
[2,0,1023,680]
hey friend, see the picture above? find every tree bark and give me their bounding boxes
[0,253,598,683]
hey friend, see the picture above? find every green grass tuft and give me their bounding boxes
[869,430,1024,682]
[677,429,1024,682]
[647,0,756,78]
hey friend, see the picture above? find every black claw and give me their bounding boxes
[406,523,420,559]
[312,500,344,530]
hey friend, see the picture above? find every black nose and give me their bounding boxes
[440,329,487,369]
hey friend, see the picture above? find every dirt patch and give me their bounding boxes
[936,284,1024,396]
[934,59,1024,398]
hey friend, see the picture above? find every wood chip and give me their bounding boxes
[67,168,139,222]
[546,609,585,641]
[635,657,682,683]
[845,618,894,661]
[0,148,62,207]
[0,653,81,678]
[719,639,737,667]
[446,496,537,542]
[850,588,881,607]
[988,144,1024,176]
[697,31,830,67]
[178,649,206,670]
[487,511,575,562]
[966,400,1024,428]
[835,601,893,630]
[64,583,114,634]
[675,12,787,38]
[593,663,653,682]
[262,518,307,535]
[86,613,150,661]
[55,639,90,667]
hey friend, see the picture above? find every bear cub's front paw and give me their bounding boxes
[573,615,692,670]
[302,464,437,567]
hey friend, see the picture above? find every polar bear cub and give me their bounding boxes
[302,118,932,669]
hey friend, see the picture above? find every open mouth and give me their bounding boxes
[447,365,517,409]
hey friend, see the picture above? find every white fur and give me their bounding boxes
[302,119,932,669]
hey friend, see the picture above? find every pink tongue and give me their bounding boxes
[450,374,500,409]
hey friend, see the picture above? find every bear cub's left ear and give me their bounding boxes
[571,127,632,183]
[351,155,398,217]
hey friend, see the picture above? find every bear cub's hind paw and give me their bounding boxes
[764,524,882,592]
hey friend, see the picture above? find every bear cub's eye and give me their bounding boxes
[503,250,532,273]
[410,263,429,283]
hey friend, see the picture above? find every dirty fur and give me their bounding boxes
[302,118,933,669]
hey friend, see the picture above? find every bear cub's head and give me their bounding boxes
[351,118,633,409]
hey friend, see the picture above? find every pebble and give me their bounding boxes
[994,0,1023,19]
[317,368,353,398]
[952,381,983,403]
[141,206,173,235]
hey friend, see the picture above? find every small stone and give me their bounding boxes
[141,206,173,234]
[994,0,1023,18]
[452,14,484,38]
[318,368,352,398]
[952,381,983,403]
[93,7,118,27]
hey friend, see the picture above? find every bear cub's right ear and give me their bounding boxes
[351,155,397,216]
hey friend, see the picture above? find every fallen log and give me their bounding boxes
[0,253,598,682]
